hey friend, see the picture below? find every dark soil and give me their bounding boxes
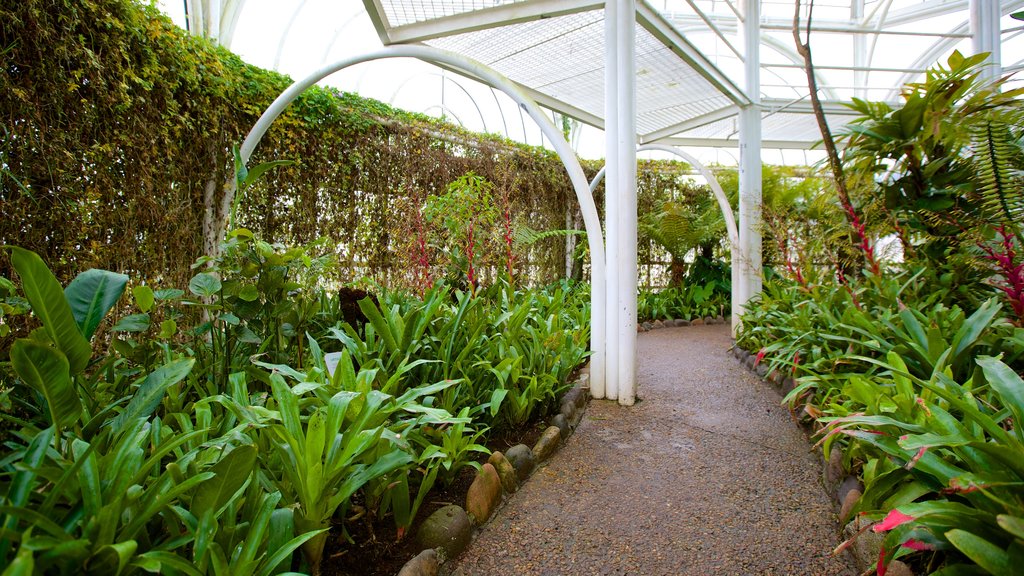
[319,417,553,576]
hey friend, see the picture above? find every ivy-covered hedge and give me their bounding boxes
[1,0,709,288]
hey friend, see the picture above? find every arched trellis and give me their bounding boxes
[233,45,610,399]
[588,144,743,334]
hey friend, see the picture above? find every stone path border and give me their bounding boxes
[395,376,591,576]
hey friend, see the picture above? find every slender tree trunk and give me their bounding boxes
[202,145,223,260]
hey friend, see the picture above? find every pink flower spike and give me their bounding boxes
[901,539,933,551]
[873,509,915,533]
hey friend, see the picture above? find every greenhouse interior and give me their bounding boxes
[2,1,1024,575]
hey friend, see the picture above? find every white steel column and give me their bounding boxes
[852,0,867,100]
[737,0,762,328]
[604,0,638,405]
[971,0,1002,85]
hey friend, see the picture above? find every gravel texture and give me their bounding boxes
[446,324,855,576]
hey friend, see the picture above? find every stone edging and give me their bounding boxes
[637,314,729,332]
[394,374,592,576]
[729,344,916,576]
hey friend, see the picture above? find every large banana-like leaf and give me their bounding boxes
[10,339,81,428]
[9,247,92,374]
[64,269,129,341]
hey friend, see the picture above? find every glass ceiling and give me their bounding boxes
[161,1,1024,161]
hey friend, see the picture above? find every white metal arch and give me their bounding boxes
[235,44,609,399]
[388,71,490,134]
[588,144,742,334]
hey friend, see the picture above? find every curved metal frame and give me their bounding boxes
[236,44,608,398]
[389,71,489,133]
[589,144,741,333]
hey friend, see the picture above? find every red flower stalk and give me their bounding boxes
[754,348,767,367]
[409,200,434,295]
[775,232,807,287]
[842,200,881,276]
[497,186,516,283]
[979,226,1024,324]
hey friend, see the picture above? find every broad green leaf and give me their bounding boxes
[112,358,195,432]
[256,529,327,576]
[65,269,129,340]
[235,491,281,571]
[9,247,91,374]
[997,515,1024,540]
[132,285,154,313]
[946,529,1012,576]
[978,356,1024,437]
[1,541,34,576]
[132,551,204,576]
[265,508,295,575]
[192,445,257,517]
[189,272,221,297]
[238,284,259,302]
[153,288,184,300]
[158,319,177,339]
[358,297,398,354]
[952,300,1001,360]
[72,438,101,519]
[11,340,80,427]
[91,540,137,576]
[112,313,151,333]
[240,159,295,190]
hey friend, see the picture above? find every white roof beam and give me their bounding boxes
[639,105,739,144]
[636,1,750,106]
[661,136,825,150]
[380,0,603,44]
[427,61,607,129]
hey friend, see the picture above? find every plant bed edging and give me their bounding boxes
[637,315,729,332]
[394,376,591,576]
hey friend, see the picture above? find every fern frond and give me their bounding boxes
[972,120,1024,232]
[513,224,585,247]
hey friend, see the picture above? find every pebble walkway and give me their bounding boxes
[448,323,856,576]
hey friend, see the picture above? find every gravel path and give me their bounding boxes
[447,324,855,576]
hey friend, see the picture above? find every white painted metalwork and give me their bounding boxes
[185,0,245,47]
[235,45,608,398]
[971,0,1003,84]
[603,0,638,406]
[736,0,762,330]
[590,145,739,335]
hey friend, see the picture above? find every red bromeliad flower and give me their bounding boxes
[873,509,915,532]
[901,539,933,551]
[754,348,767,367]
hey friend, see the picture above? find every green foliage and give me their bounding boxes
[0,240,589,574]
[736,53,1024,575]
[637,281,729,322]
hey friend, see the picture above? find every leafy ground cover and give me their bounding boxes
[0,231,589,575]
[737,53,1024,575]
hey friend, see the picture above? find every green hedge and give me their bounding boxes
[1,0,711,288]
